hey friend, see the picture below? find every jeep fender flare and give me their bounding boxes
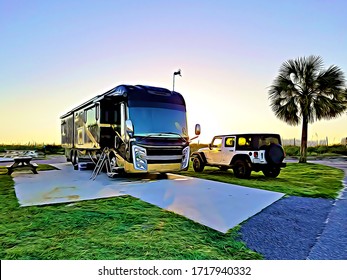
[191,152,207,164]
[230,154,252,167]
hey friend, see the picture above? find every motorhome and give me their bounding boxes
[60,84,200,174]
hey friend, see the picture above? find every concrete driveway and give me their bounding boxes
[12,158,284,233]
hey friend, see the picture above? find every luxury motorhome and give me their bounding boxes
[60,84,200,174]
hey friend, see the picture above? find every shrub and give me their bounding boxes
[317,146,329,154]
[329,145,347,156]
[284,146,300,156]
[307,146,317,154]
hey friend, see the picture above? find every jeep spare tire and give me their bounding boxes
[265,143,285,165]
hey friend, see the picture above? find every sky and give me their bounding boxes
[1,0,347,145]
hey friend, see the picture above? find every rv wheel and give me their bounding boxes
[109,152,122,174]
[110,154,117,171]
[70,151,74,165]
[73,151,79,170]
[71,150,77,165]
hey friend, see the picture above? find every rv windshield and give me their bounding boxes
[128,105,188,138]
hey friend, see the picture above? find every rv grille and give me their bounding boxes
[142,145,183,164]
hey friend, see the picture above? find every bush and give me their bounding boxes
[283,144,347,157]
[329,145,347,156]
[284,146,300,156]
[0,144,64,155]
[42,145,64,154]
[307,146,317,154]
[317,146,329,154]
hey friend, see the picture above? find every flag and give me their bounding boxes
[174,69,181,76]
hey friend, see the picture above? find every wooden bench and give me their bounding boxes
[6,157,38,175]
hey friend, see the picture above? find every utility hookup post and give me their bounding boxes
[173,69,181,91]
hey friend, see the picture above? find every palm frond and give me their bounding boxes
[268,55,346,125]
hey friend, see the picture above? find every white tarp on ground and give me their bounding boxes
[13,163,284,233]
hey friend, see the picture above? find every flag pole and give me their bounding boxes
[173,69,181,91]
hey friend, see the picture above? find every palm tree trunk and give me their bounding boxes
[299,117,308,163]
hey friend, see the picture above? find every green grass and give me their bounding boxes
[0,168,260,260]
[0,162,344,259]
[178,163,344,199]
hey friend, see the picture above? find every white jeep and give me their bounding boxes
[191,133,286,179]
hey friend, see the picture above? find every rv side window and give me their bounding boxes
[76,111,84,123]
[61,120,66,135]
[96,104,100,121]
[120,103,125,137]
[86,107,97,126]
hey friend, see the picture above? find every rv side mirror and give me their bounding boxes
[195,124,201,135]
[189,124,201,141]
[125,120,134,137]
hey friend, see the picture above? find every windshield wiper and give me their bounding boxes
[140,132,186,141]
[161,132,187,141]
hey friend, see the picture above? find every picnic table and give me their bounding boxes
[6,156,38,175]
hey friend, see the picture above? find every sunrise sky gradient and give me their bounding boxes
[1,0,347,144]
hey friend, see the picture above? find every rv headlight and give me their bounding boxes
[181,146,190,169]
[132,145,147,171]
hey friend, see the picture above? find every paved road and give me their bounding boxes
[241,158,347,260]
[306,159,347,259]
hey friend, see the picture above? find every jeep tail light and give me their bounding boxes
[254,152,258,158]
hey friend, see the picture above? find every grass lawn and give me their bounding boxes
[0,162,344,260]
[0,165,260,260]
[178,162,344,199]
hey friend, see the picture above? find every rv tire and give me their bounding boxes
[108,152,119,173]
[70,150,75,165]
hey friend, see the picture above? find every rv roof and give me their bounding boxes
[60,84,179,119]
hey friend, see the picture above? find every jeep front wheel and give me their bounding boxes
[193,157,205,172]
[262,166,281,178]
[233,160,251,179]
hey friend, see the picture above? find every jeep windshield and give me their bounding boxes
[128,103,188,139]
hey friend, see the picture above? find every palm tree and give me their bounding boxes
[269,55,347,163]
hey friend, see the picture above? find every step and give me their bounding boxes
[111,167,124,172]
[107,172,119,178]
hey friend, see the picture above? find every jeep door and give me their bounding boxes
[221,136,236,164]
[206,137,223,164]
